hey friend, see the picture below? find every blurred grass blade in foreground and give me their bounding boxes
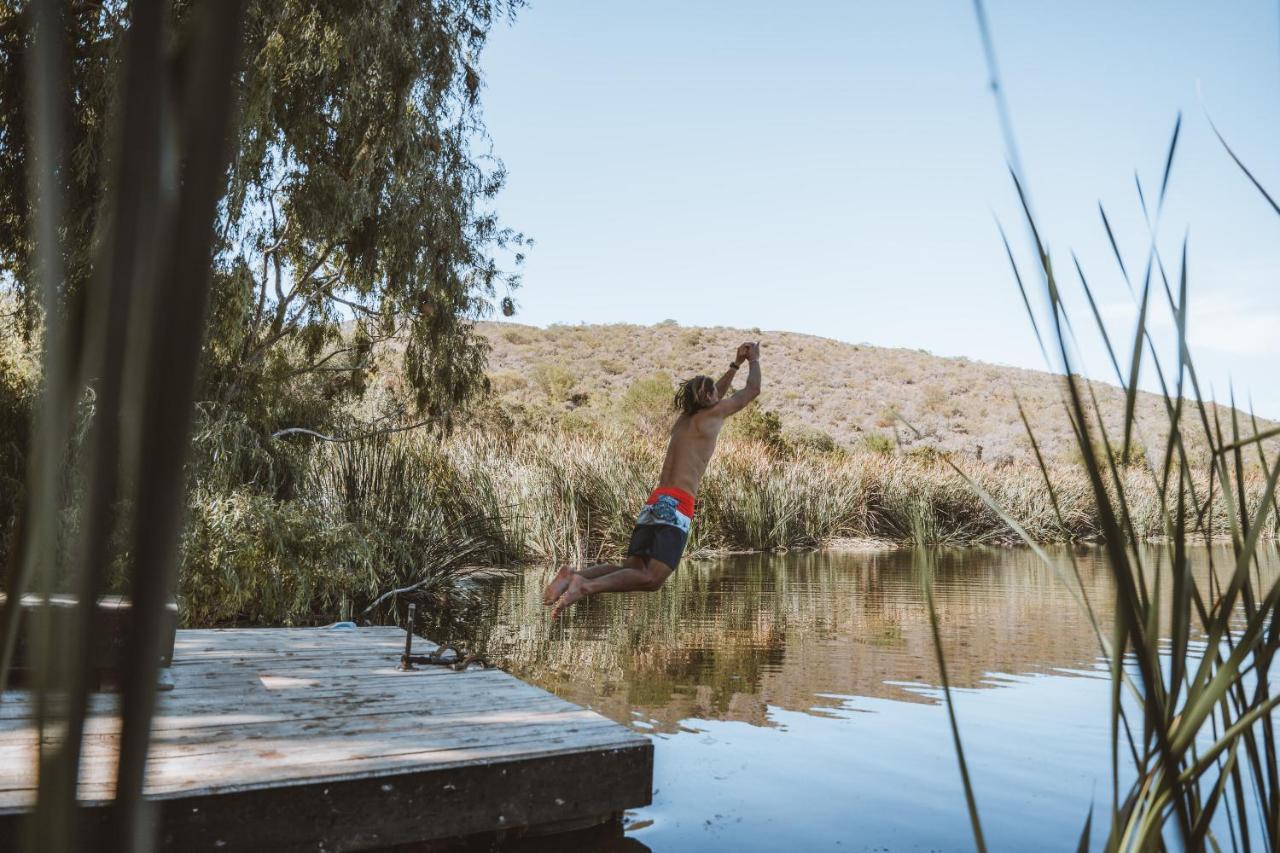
[957,1,1280,849]
[2,1,247,851]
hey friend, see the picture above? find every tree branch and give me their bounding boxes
[271,417,434,443]
[281,345,367,378]
[271,244,334,333]
[323,286,385,318]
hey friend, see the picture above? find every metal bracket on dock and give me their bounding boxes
[397,603,492,672]
[398,604,419,671]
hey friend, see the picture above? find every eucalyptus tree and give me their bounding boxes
[0,0,526,435]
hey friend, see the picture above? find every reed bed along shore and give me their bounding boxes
[177,422,1273,627]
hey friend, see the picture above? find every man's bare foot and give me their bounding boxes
[543,565,575,605]
[550,574,589,620]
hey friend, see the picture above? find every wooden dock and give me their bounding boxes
[0,627,653,851]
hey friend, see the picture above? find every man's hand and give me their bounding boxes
[735,343,751,364]
[746,341,761,362]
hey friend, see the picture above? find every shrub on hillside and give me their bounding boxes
[862,433,895,455]
[725,402,785,450]
[488,370,526,394]
[921,383,948,414]
[531,362,577,403]
[1077,439,1148,469]
[615,373,676,436]
[598,358,626,376]
[905,444,949,464]
[501,327,534,345]
[785,424,841,454]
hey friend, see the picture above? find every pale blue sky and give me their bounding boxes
[481,2,1280,417]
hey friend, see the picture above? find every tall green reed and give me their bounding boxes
[923,4,1280,848]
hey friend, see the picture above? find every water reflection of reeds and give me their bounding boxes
[465,546,1269,735]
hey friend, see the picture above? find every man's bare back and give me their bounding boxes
[659,340,762,492]
[544,342,762,618]
[656,412,723,496]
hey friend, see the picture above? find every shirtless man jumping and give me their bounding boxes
[543,341,762,618]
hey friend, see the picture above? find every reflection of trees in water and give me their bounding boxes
[769,548,1109,713]
[468,559,794,728]
[466,545,1265,732]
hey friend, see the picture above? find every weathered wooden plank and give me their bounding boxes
[175,626,402,639]
[1,667,524,722]
[0,689,578,744]
[0,692,617,750]
[0,700,616,771]
[0,721,639,804]
[0,685,581,746]
[153,666,500,695]
[0,684,631,758]
[169,627,408,652]
[0,728,643,805]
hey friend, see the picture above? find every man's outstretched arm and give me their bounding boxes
[741,344,762,403]
[743,349,761,399]
[715,344,750,398]
[713,364,738,399]
[706,342,761,418]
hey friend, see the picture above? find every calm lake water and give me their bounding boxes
[455,544,1278,852]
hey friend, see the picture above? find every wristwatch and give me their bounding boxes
[730,361,741,370]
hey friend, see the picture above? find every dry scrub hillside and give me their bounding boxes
[477,320,1273,464]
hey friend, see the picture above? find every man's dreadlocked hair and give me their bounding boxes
[674,375,716,416]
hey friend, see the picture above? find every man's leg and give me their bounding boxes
[543,558,639,605]
[578,562,632,579]
[550,558,673,619]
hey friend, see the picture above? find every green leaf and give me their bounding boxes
[1076,802,1093,853]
